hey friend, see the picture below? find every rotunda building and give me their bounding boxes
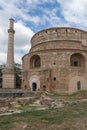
[22,27,87,94]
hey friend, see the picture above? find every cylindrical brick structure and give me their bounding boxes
[22,27,87,94]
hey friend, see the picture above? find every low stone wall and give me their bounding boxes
[0,92,23,97]
[0,89,24,97]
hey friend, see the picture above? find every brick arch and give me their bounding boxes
[30,55,41,68]
[70,53,85,68]
[69,76,87,94]
[29,75,40,91]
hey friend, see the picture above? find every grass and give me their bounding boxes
[0,118,15,130]
[52,90,87,100]
[0,90,87,129]
[0,101,87,129]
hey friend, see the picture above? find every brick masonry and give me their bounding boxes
[22,27,87,94]
[2,19,15,89]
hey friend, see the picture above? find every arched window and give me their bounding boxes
[77,81,81,90]
[70,53,85,67]
[30,55,41,68]
[34,58,40,67]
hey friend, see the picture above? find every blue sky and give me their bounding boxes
[0,0,87,64]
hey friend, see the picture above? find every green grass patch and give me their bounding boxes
[0,117,15,130]
[0,96,87,129]
[53,90,87,100]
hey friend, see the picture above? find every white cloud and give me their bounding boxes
[0,0,87,64]
[0,0,35,64]
[42,8,62,26]
[57,0,87,29]
[14,21,34,63]
[0,20,34,64]
[0,53,7,64]
[14,21,34,50]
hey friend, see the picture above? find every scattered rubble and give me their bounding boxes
[0,91,87,116]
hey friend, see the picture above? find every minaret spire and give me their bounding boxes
[6,18,15,71]
[2,18,15,89]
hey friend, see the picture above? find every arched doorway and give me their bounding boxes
[32,82,37,91]
[29,75,40,91]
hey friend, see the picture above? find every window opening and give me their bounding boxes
[53,62,56,65]
[24,85,27,89]
[43,85,46,91]
[74,61,78,66]
[77,81,81,90]
[66,29,67,32]
[53,77,56,81]
[30,55,41,68]
[34,58,40,67]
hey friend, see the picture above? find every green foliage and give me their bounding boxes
[14,63,22,88]
[53,90,87,100]
[0,117,15,130]
[0,102,87,129]
[0,63,22,88]
[0,68,2,88]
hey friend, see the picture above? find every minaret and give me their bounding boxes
[3,19,15,89]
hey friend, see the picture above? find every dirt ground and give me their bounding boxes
[1,91,87,130]
[11,117,87,130]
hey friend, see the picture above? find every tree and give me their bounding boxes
[14,63,22,89]
[0,63,22,89]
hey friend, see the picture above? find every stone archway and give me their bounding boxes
[70,53,85,68]
[30,55,41,68]
[29,75,40,91]
[69,76,87,94]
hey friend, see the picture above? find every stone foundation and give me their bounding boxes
[3,73,15,89]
